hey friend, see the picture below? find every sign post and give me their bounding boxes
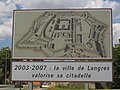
[28,82,33,90]
[85,83,89,90]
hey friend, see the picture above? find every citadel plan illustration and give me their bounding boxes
[13,10,112,59]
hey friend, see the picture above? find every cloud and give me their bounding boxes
[0,0,16,40]
[0,0,16,16]
[15,0,92,9]
[13,0,120,20]
[0,18,12,40]
[113,23,120,44]
[0,0,120,45]
[85,0,120,19]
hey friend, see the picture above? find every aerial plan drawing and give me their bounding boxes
[13,9,112,59]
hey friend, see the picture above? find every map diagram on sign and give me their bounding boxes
[17,11,106,58]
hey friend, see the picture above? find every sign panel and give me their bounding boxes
[12,9,112,59]
[11,62,112,81]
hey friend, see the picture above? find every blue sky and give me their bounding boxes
[0,0,120,48]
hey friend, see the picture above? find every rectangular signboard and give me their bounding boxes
[12,9,112,60]
[11,61,112,82]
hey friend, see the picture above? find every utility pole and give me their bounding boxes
[5,50,7,84]
[5,48,10,84]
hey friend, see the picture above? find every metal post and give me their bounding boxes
[28,82,33,90]
[85,83,89,90]
[20,82,22,90]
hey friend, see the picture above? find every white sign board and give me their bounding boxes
[11,62,112,81]
[12,9,112,60]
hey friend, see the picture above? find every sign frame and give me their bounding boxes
[11,61,113,82]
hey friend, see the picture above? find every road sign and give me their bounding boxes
[12,9,112,60]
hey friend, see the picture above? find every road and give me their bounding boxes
[0,87,19,90]
[0,88,46,90]
[0,85,47,90]
[0,85,19,90]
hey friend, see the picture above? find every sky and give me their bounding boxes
[0,0,120,48]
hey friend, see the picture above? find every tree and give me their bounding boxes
[0,47,11,84]
[107,46,120,88]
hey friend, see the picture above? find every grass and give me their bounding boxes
[46,88,120,90]
[20,85,32,90]
[22,86,120,90]
[46,84,84,90]
[46,87,84,90]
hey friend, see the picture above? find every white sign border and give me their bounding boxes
[11,61,113,82]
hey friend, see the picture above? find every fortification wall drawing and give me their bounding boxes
[13,9,112,59]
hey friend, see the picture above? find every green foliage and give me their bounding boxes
[107,46,120,89]
[0,47,11,84]
[0,47,11,59]
[47,86,83,90]
[53,83,84,90]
